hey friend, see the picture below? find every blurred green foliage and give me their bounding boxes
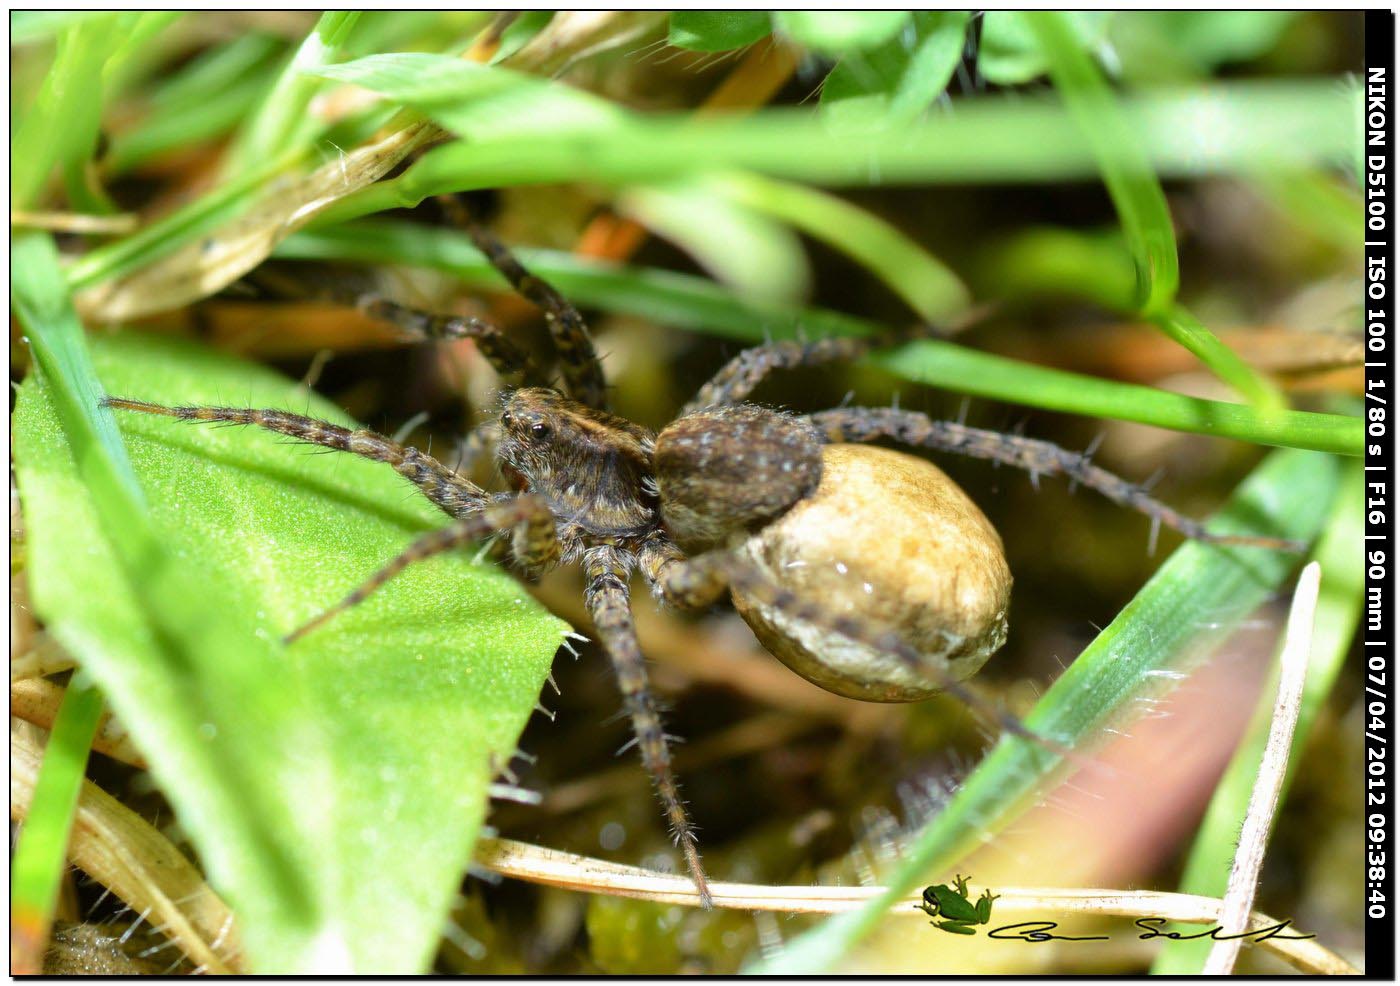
[9,9,1364,975]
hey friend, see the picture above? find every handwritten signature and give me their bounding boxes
[984,918,1315,943]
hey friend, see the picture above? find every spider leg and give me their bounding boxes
[638,539,729,610]
[807,407,1305,552]
[243,266,549,388]
[682,337,876,416]
[583,545,712,907]
[680,313,988,415]
[103,398,490,520]
[437,194,609,410]
[286,494,559,643]
[653,550,1074,760]
[353,295,548,387]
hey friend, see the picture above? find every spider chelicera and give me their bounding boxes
[104,195,1298,906]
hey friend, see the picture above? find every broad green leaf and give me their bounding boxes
[277,222,1364,457]
[13,330,567,972]
[668,11,771,52]
[751,446,1339,972]
[820,11,968,130]
[774,11,909,53]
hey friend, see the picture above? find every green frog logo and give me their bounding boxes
[917,875,999,935]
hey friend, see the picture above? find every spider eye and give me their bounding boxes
[500,411,515,429]
[530,422,551,439]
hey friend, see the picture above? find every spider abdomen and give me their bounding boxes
[654,404,823,553]
[731,444,1012,702]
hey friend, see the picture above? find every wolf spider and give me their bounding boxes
[105,195,1298,906]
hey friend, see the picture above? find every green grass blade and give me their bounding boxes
[750,446,1339,972]
[10,11,106,44]
[9,680,105,972]
[98,11,186,98]
[1024,12,1283,411]
[1151,456,1363,973]
[65,148,300,291]
[984,228,1355,415]
[276,222,1363,456]
[617,176,811,304]
[311,78,1357,226]
[312,52,624,140]
[1152,303,1286,412]
[105,33,283,174]
[714,172,971,321]
[1024,11,1179,312]
[11,232,151,536]
[10,14,119,210]
[489,11,555,63]
[874,342,1342,452]
[224,11,361,173]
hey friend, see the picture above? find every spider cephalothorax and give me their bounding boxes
[496,387,659,544]
[104,195,1300,907]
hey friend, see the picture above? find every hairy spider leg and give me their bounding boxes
[679,316,981,415]
[682,338,1301,553]
[681,337,879,416]
[437,194,609,411]
[637,539,730,610]
[242,265,550,389]
[647,549,1076,761]
[807,408,1305,552]
[583,545,712,908]
[285,494,559,643]
[102,398,489,519]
